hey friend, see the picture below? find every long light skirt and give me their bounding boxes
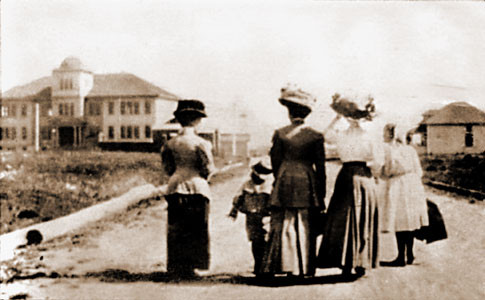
[261,208,316,276]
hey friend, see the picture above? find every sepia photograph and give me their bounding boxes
[1,0,484,299]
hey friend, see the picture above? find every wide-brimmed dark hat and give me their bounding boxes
[251,157,272,176]
[173,99,207,119]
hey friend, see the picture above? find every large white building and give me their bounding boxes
[1,57,179,151]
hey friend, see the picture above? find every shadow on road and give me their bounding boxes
[83,269,359,286]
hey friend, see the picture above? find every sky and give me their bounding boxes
[2,0,485,147]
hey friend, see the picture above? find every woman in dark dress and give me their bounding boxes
[261,85,326,277]
[161,100,215,278]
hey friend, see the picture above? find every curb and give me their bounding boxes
[424,180,485,200]
[0,162,245,262]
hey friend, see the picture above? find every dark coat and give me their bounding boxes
[269,123,326,208]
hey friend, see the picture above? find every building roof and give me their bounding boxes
[59,56,87,71]
[87,73,179,100]
[1,76,53,99]
[423,101,485,125]
[2,73,179,100]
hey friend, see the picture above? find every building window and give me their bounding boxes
[134,126,139,139]
[108,126,114,139]
[1,105,7,117]
[70,103,75,116]
[127,102,133,114]
[5,128,9,139]
[145,101,151,114]
[121,102,126,115]
[145,126,151,138]
[108,102,114,115]
[121,126,126,138]
[22,127,27,140]
[95,103,100,115]
[21,104,28,117]
[41,127,51,140]
[59,104,63,115]
[11,128,17,140]
[127,126,133,138]
[134,102,139,114]
[11,104,16,117]
[0,127,2,140]
[465,125,474,147]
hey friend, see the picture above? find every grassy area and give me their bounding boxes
[0,151,167,234]
[420,153,485,193]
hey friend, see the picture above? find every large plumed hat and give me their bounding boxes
[330,93,376,121]
[279,84,317,111]
[173,99,207,119]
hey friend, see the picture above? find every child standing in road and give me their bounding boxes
[228,158,273,275]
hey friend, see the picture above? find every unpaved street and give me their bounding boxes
[1,162,484,300]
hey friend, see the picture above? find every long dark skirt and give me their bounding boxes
[165,193,210,273]
[317,162,379,271]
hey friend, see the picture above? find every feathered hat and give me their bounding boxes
[330,93,376,121]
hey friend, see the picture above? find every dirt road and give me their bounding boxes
[1,163,484,300]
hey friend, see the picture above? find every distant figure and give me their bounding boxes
[228,157,273,275]
[261,85,326,277]
[380,124,429,267]
[161,100,215,278]
[317,94,382,278]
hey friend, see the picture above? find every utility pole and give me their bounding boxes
[35,102,40,152]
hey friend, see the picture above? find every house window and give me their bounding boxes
[22,127,27,140]
[134,126,139,139]
[134,102,139,114]
[95,103,101,115]
[145,101,151,114]
[11,127,17,140]
[127,102,133,114]
[1,105,7,117]
[121,126,126,138]
[108,126,114,139]
[5,128,9,139]
[465,125,474,147]
[70,103,75,116]
[11,104,16,117]
[21,104,28,117]
[121,102,126,115]
[127,126,133,139]
[0,127,2,140]
[145,126,151,138]
[108,102,114,115]
[59,104,63,115]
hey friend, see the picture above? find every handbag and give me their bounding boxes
[415,199,447,244]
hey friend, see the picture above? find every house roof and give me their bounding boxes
[422,102,485,125]
[87,73,179,100]
[1,73,179,101]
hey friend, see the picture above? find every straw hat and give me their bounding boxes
[279,84,317,111]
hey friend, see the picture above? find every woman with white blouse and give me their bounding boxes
[316,94,383,278]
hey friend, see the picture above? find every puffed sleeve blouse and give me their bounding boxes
[326,126,384,176]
